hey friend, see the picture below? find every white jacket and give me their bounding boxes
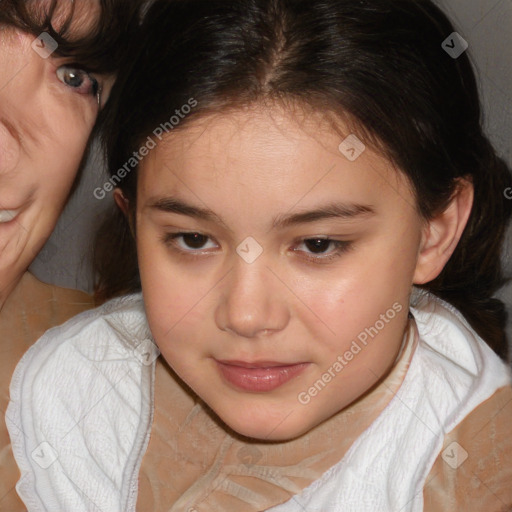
[6,291,511,511]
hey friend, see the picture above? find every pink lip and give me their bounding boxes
[215,360,310,392]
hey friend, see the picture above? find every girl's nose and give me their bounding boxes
[215,259,290,339]
[0,119,21,176]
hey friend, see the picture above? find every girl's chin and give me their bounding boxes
[233,423,312,442]
[216,408,314,442]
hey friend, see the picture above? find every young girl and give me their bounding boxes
[7,0,512,511]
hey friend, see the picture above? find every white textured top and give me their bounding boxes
[6,294,155,512]
[267,290,512,511]
[6,291,512,512]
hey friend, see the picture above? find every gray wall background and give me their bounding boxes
[30,0,512,343]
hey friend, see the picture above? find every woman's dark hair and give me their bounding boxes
[1,0,144,189]
[0,0,140,74]
[95,0,512,359]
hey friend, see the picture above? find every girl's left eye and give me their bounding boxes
[162,232,352,263]
[56,65,100,98]
[294,237,352,262]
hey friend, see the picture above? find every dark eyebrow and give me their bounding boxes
[147,197,375,231]
[273,202,375,229]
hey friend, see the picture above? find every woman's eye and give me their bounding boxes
[56,65,100,98]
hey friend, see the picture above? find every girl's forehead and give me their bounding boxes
[153,104,367,163]
[139,106,415,218]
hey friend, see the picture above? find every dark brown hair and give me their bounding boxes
[1,0,145,190]
[0,0,140,75]
[95,0,512,359]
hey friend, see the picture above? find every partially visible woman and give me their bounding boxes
[0,0,142,508]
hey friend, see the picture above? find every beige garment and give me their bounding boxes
[137,324,512,512]
[0,272,95,511]
[424,384,512,512]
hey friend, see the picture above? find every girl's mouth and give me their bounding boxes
[215,360,310,392]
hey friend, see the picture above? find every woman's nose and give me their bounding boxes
[0,119,21,176]
[215,259,290,339]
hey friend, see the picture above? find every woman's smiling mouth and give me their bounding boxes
[0,209,21,223]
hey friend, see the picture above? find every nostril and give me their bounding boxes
[0,119,21,174]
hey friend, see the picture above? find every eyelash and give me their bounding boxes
[56,64,101,99]
[161,232,352,264]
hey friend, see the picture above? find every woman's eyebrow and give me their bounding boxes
[146,196,376,231]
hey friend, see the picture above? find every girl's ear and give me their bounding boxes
[114,188,130,217]
[413,178,474,285]
[113,187,137,239]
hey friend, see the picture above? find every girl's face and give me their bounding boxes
[0,19,111,302]
[137,105,425,441]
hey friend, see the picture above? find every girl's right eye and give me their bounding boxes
[56,65,100,98]
[163,232,217,254]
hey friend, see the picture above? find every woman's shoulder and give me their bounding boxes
[0,272,98,511]
[16,270,93,306]
[1,272,95,347]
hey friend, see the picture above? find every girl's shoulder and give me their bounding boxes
[7,292,152,384]
[412,290,512,510]
[410,288,511,386]
[6,292,156,512]
[424,382,512,512]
